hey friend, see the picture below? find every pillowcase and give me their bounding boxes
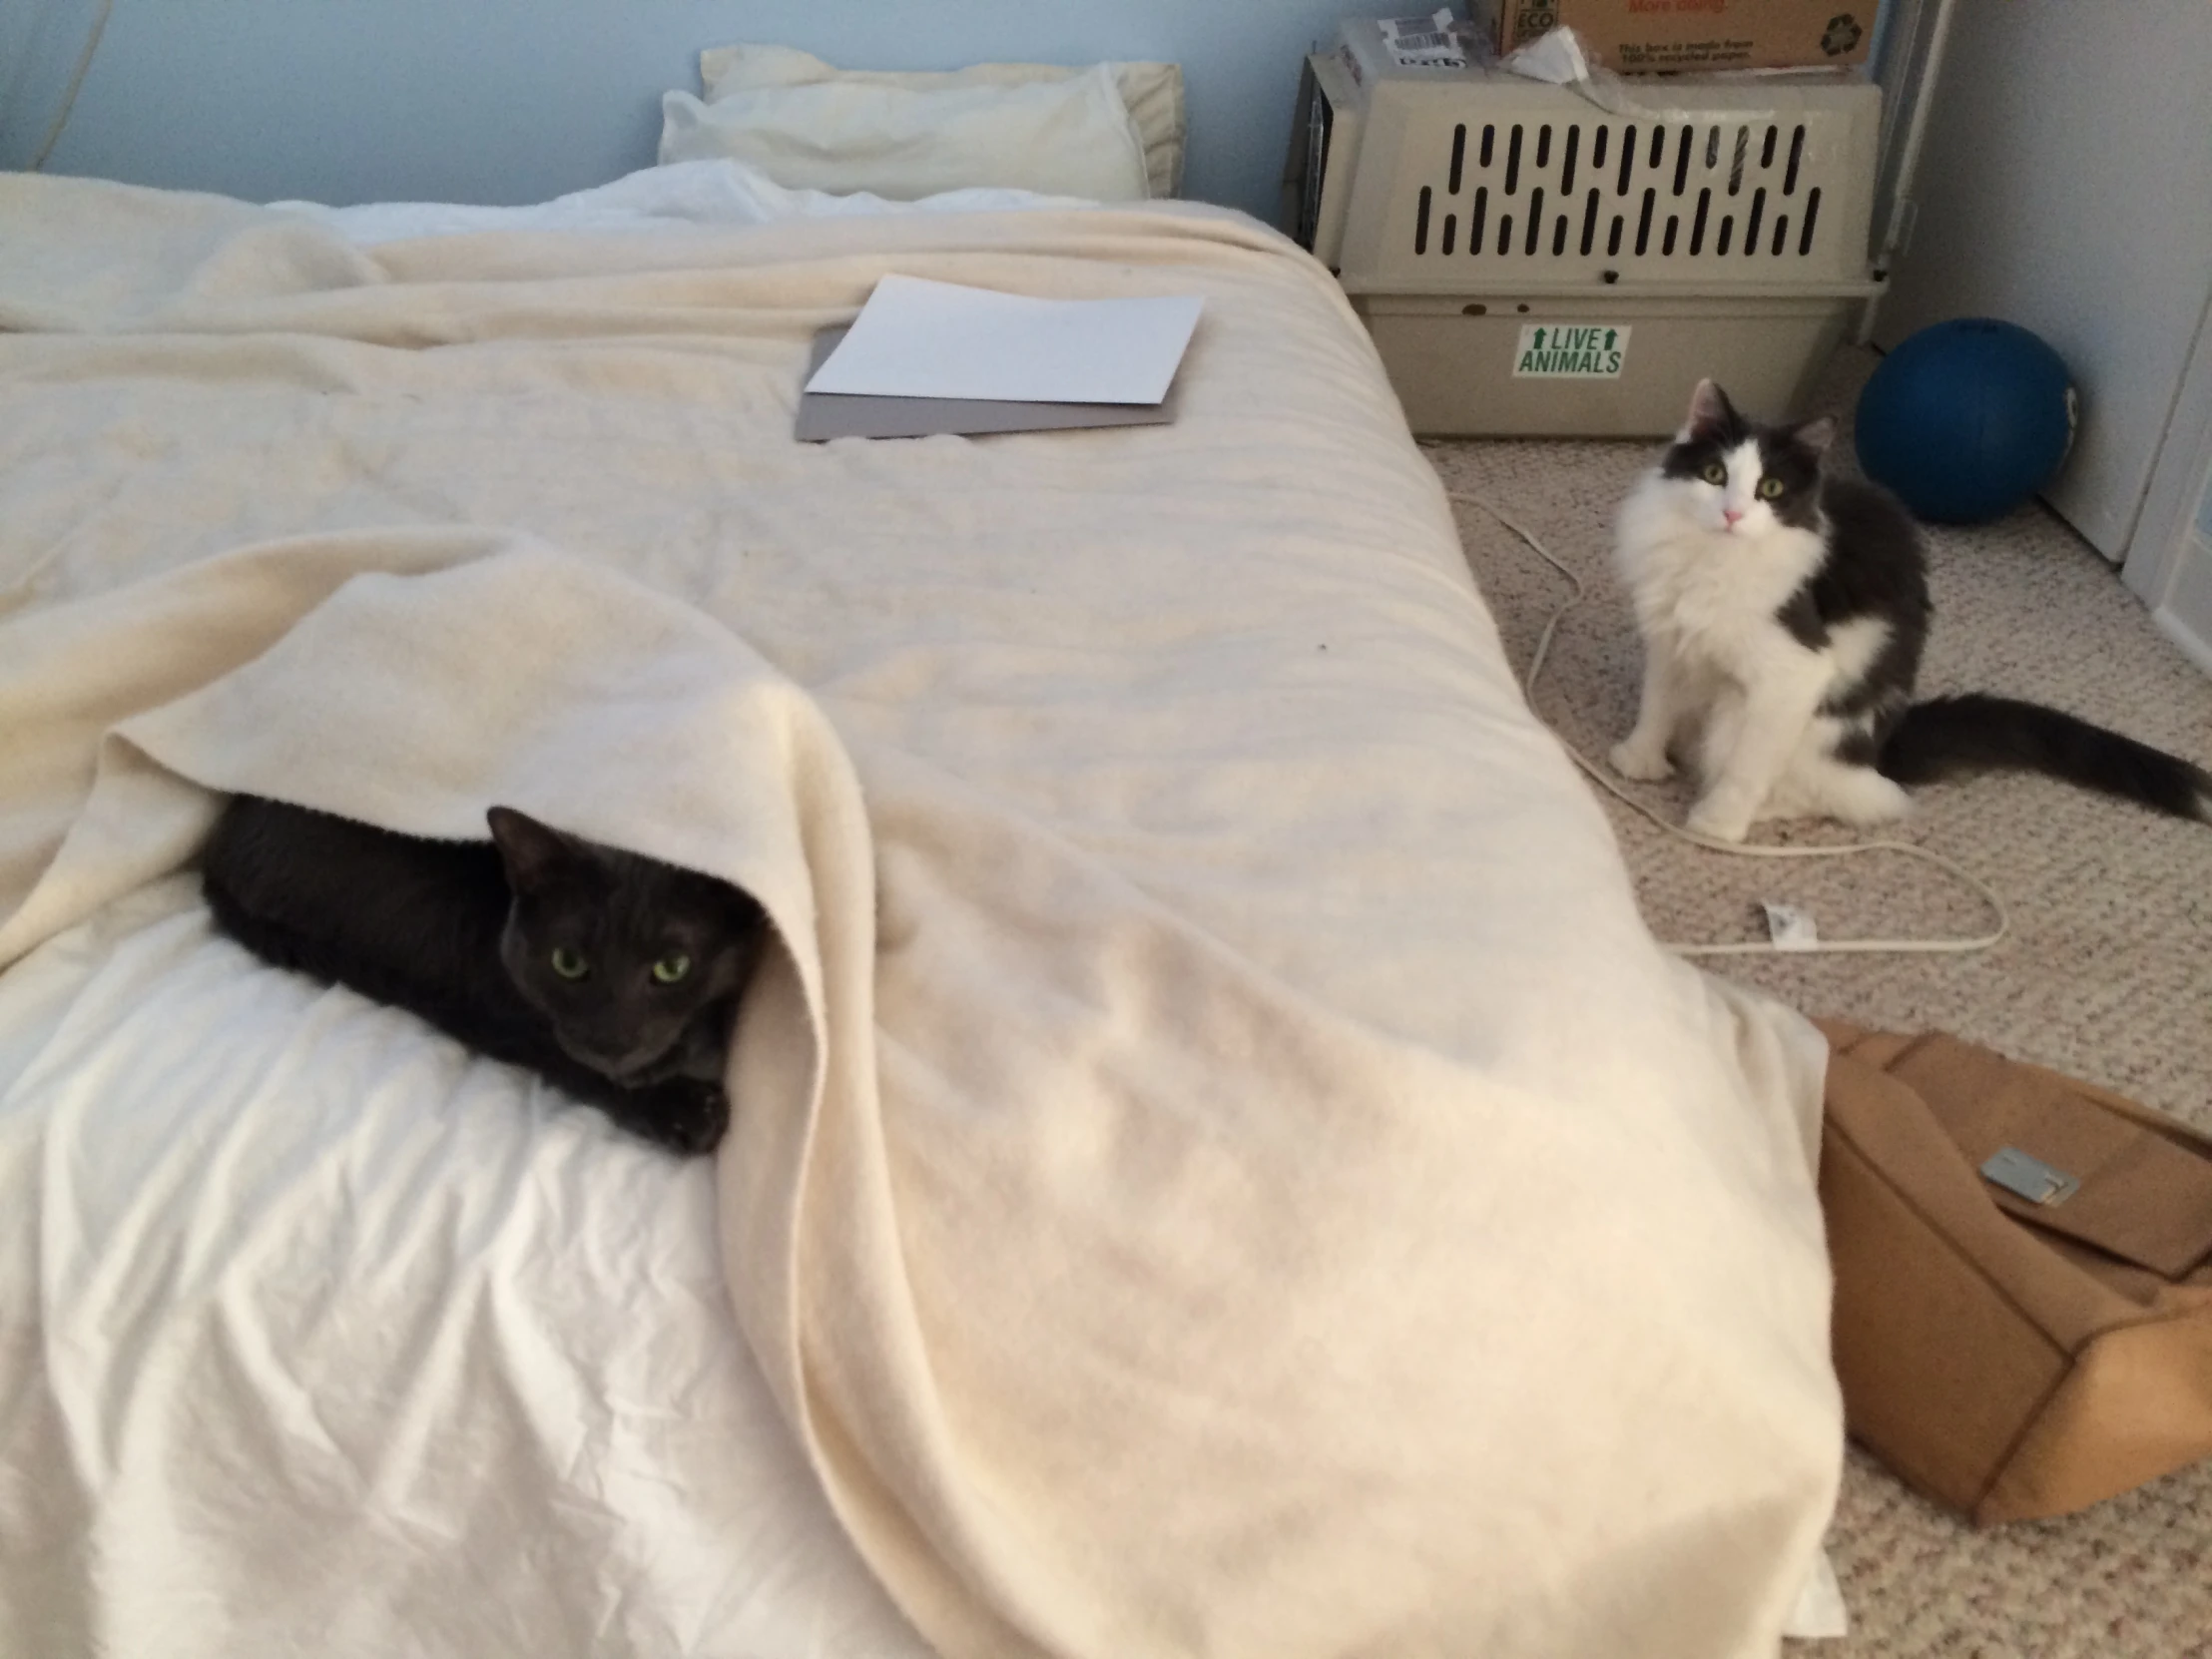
[696,45,1185,200]
[659,63,1150,203]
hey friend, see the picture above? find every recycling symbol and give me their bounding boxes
[1822,14,1863,55]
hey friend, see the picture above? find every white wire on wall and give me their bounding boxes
[29,0,116,172]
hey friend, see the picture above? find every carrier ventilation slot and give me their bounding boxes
[1412,118,1823,267]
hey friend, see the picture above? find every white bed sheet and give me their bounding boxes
[0,876,928,1657]
[270,158,1087,246]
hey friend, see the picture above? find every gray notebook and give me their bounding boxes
[794,326,1180,442]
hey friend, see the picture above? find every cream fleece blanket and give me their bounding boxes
[0,175,1838,1658]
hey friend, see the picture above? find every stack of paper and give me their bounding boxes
[796,275,1204,442]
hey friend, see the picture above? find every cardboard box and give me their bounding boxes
[1487,0,1876,74]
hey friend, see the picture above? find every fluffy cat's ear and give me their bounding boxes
[1792,415,1839,455]
[487,807,582,893]
[1686,378,1735,439]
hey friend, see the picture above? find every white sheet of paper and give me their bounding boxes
[804,275,1204,405]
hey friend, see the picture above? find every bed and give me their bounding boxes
[0,155,1840,1658]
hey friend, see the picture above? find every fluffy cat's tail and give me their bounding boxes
[1882,694,2211,822]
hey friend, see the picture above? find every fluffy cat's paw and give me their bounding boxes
[619,1079,730,1157]
[1833,773,1914,827]
[1685,799,1753,843]
[1608,739,1675,783]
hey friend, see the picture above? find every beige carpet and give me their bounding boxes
[1424,347,2212,1658]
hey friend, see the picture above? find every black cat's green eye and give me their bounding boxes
[1700,461,1727,485]
[651,954,692,985]
[1758,476,1786,499]
[549,947,589,980]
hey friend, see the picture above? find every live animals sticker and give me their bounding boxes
[1512,323,1629,378]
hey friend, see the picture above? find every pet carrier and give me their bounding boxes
[1286,27,1883,434]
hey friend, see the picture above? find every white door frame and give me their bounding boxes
[2123,285,2212,676]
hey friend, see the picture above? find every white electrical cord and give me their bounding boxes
[1440,484,2008,958]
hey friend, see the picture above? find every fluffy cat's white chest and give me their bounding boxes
[1617,487,1824,678]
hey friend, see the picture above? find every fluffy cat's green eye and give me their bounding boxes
[651,954,692,985]
[549,947,589,980]
[1758,476,1786,499]
[1700,461,1727,485]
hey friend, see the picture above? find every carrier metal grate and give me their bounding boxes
[1404,114,1848,276]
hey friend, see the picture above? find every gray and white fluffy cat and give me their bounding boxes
[202,797,769,1154]
[1608,379,2211,842]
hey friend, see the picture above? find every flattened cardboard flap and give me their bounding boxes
[1870,1032,2212,1281]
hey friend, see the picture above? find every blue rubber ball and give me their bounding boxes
[1855,318,2077,524]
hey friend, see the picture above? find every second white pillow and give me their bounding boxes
[697,45,1185,199]
[659,62,1150,203]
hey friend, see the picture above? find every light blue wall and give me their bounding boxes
[2,0,1409,223]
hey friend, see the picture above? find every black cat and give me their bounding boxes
[201,796,770,1154]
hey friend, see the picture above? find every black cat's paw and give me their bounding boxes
[612,1078,730,1157]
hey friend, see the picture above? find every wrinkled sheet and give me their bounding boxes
[0,172,1839,1659]
[269,157,1091,246]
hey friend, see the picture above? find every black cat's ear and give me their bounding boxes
[1686,378,1735,439]
[487,807,581,893]
[1792,415,1839,455]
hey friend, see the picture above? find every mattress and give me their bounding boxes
[0,163,1840,1658]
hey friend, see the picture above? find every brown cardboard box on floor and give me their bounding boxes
[1818,1021,2212,1525]
[1485,0,1875,74]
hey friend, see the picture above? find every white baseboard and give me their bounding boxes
[2151,530,2212,679]
[2153,606,2212,680]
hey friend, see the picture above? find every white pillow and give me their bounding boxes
[659,62,1151,204]
[697,45,1185,200]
